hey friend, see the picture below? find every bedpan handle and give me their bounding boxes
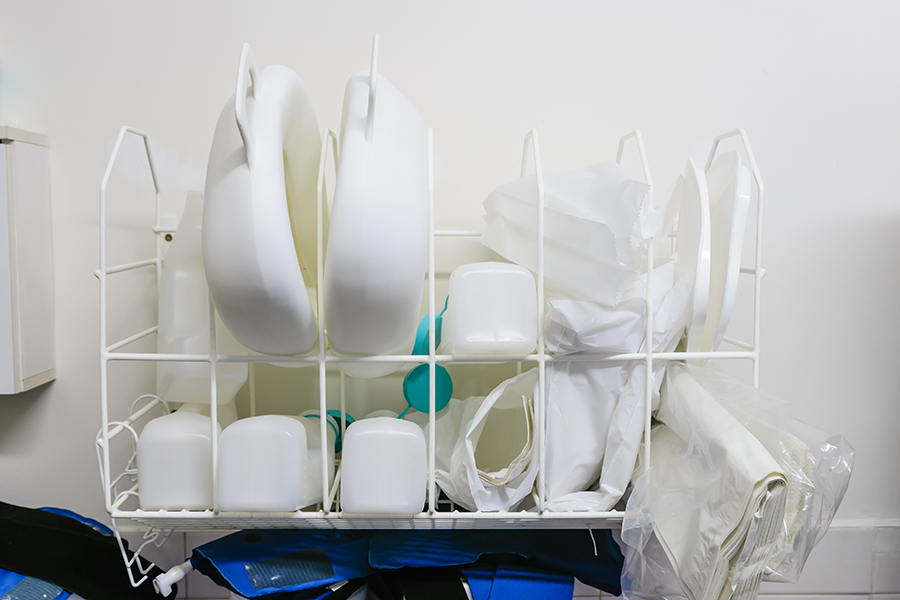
[366,34,379,143]
[235,42,261,166]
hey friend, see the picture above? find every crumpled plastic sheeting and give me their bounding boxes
[406,369,539,512]
[541,258,690,510]
[621,364,854,600]
[481,162,658,307]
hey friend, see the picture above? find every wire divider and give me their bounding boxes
[97,125,764,584]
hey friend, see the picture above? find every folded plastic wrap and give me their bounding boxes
[675,365,854,583]
[542,259,690,510]
[481,162,657,306]
[621,363,854,600]
[630,367,788,600]
[406,369,539,512]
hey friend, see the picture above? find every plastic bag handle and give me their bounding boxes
[235,42,261,167]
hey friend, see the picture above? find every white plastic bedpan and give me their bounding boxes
[324,36,429,378]
[203,43,323,356]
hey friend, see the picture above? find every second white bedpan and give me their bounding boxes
[203,43,323,356]
[324,40,429,378]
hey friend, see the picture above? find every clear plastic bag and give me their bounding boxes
[621,363,854,600]
[673,364,854,583]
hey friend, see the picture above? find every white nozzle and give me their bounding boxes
[154,560,193,597]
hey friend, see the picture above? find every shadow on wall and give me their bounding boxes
[761,212,900,517]
[763,212,900,384]
[0,381,55,454]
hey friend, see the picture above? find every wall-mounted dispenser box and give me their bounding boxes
[0,127,55,394]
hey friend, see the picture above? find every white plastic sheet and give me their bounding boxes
[481,162,655,306]
[542,258,690,511]
[406,369,539,512]
[480,161,689,510]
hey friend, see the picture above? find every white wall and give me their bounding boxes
[0,0,898,585]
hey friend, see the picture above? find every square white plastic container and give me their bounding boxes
[217,415,309,512]
[136,409,219,511]
[443,262,537,355]
[340,416,426,514]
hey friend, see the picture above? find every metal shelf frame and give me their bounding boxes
[96,124,764,585]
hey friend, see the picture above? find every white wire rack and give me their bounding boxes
[96,125,765,541]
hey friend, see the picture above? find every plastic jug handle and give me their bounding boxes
[234,42,261,167]
[366,34,378,143]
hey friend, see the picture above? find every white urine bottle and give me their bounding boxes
[217,415,307,512]
[217,413,337,512]
[340,410,426,514]
[443,262,538,355]
[157,190,248,405]
[137,403,220,511]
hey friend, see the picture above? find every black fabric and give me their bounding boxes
[0,501,173,600]
[352,568,468,600]
[363,572,402,600]
[319,579,367,600]
[393,567,469,600]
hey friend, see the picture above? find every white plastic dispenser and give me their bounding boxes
[136,403,220,511]
[217,415,312,512]
[340,411,427,514]
[442,262,537,355]
[157,191,248,405]
[298,410,338,506]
